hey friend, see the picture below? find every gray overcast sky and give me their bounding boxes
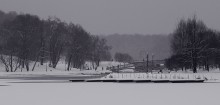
[0,0,220,35]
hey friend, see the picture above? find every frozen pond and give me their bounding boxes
[0,79,219,105]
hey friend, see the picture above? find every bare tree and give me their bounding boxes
[46,17,67,68]
[0,13,46,72]
[66,24,91,70]
[89,36,112,69]
[170,16,219,73]
[0,27,21,72]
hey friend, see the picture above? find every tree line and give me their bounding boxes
[0,10,111,72]
[166,16,220,73]
[114,52,133,64]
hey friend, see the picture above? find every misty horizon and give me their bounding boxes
[0,1,220,105]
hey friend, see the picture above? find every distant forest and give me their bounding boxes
[102,34,171,60]
[0,10,112,72]
[1,10,220,73]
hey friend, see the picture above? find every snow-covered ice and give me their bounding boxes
[0,79,219,105]
[0,61,220,105]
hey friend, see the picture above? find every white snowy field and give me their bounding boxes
[0,61,220,105]
[0,79,219,105]
[0,61,121,77]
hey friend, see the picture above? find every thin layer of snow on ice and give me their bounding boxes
[0,80,219,105]
[0,61,220,105]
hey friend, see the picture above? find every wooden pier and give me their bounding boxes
[70,73,206,83]
[70,79,205,83]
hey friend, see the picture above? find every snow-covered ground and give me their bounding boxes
[0,79,219,105]
[0,71,220,105]
[0,61,220,105]
[0,61,122,77]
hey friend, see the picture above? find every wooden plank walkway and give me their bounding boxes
[70,79,205,83]
[70,73,206,83]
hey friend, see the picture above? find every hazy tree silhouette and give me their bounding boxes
[170,16,220,73]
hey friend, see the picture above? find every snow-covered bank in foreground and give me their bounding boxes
[0,61,120,76]
[0,61,121,72]
[0,81,219,105]
[0,70,110,76]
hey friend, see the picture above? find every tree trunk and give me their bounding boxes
[40,36,45,65]
[205,58,210,72]
[40,56,44,65]
[22,60,25,68]
[97,59,100,67]
[192,58,197,73]
[92,61,95,69]
[32,56,39,71]
[10,54,13,72]
[25,61,29,71]
[67,55,72,71]
[206,64,210,72]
